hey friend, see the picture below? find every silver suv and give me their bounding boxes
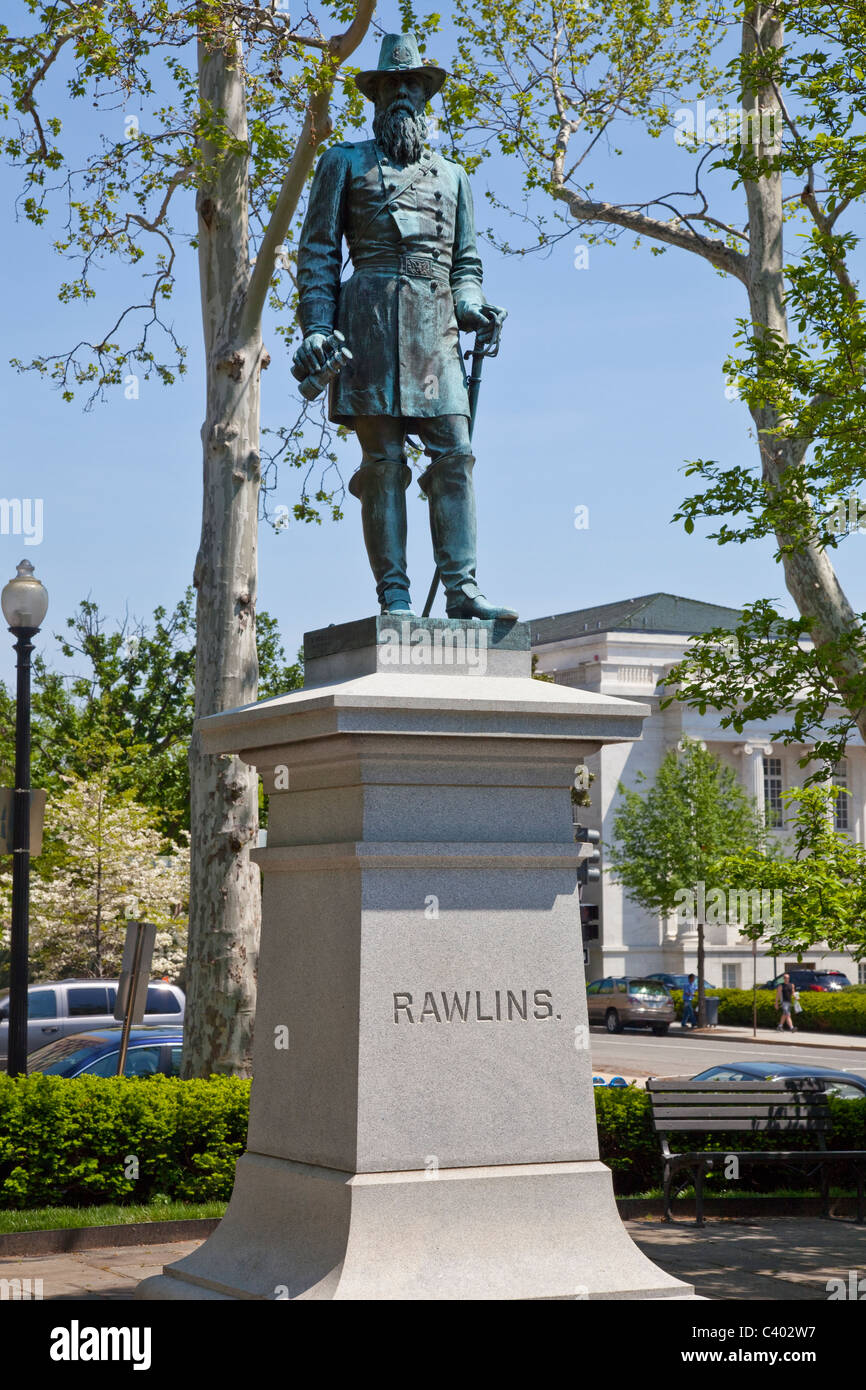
[0,979,185,1063]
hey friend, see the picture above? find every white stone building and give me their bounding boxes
[529,593,865,988]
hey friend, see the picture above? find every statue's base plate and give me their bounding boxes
[136,1154,694,1301]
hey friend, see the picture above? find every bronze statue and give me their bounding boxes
[293,33,517,621]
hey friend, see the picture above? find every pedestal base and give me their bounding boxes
[137,1153,691,1301]
[138,618,694,1302]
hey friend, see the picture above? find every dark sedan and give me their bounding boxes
[27,1026,184,1078]
[691,1059,866,1099]
[759,970,852,992]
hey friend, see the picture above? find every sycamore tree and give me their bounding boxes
[445,0,866,778]
[0,0,379,1074]
[607,738,763,1024]
[714,785,866,963]
[0,772,189,982]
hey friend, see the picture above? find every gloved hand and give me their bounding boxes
[292,331,334,380]
[453,301,507,350]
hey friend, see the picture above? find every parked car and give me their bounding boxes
[646,973,716,992]
[586,977,675,1034]
[27,1026,184,1078]
[690,1059,866,1099]
[758,970,852,993]
[0,979,184,1064]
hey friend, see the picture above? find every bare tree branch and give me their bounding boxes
[551,186,750,282]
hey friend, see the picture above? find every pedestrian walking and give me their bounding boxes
[681,973,698,1029]
[775,973,796,1031]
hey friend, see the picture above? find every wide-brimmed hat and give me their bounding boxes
[355,33,447,102]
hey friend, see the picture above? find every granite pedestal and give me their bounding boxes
[137,617,693,1300]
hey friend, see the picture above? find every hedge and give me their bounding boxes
[0,1074,863,1207]
[0,1074,249,1209]
[672,987,866,1035]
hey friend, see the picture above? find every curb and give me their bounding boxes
[0,1217,220,1259]
[0,1202,860,1257]
[687,1027,866,1052]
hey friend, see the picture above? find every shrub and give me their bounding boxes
[670,987,866,1035]
[0,1075,249,1209]
[0,1074,861,1208]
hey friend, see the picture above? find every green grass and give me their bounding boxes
[0,1200,227,1234]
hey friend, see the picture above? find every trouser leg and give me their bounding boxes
[416,415,517,621]
[419,448,480,607]
[350,417,412,613]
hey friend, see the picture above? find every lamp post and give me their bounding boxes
[1,560,49,1076]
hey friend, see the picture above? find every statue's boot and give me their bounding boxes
[349,459,414,614]
[420,451,518,621]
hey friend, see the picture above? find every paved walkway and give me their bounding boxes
[630,1217,866,1301]
[1,1218,863,1299]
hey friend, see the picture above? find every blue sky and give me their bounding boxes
[2,1,863,688]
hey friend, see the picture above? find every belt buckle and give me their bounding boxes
[403,254,430,277]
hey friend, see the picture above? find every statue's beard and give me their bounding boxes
[373,101,426,165]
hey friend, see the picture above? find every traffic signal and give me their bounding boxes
[575,825,601,886]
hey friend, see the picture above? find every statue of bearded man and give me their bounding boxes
[293,33,517,621]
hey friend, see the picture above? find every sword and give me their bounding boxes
[421,309,504,618]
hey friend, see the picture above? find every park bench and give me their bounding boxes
[646,1077,866,1225]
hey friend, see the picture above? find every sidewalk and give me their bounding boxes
[0,1218,861,1299]
[630,1216,866,1301]
[686,1023,866,1051]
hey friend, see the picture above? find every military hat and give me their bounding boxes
[354,33,447,101]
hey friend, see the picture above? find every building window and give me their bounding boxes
[763,757,783,828]
[722,964,740,989]
[833,760,850,831]
[859,962,866,986]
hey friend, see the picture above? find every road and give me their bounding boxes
[590,1027,866,1084]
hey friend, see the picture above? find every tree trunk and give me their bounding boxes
[184,26,264,1078]
[696,922,706,1027]
[741,5,866,745]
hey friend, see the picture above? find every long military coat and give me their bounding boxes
[296,139,486,423]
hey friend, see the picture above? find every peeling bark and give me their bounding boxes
[183,3,375,1078]
[184,26,263,1078]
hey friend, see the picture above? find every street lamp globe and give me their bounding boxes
[1,560,49,631]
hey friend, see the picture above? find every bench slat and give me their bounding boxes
[670,1149,859,1161]
[655,1117,831,1131]
[654,1105,828,1121]
[650,1091,828,1106]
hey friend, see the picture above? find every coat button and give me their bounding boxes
[387,182,396,191]
[435,190,442,199]
[432,250,441,258]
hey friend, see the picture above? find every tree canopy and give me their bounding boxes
[444,0,866,778]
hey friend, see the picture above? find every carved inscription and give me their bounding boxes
[393,989,554,1023]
